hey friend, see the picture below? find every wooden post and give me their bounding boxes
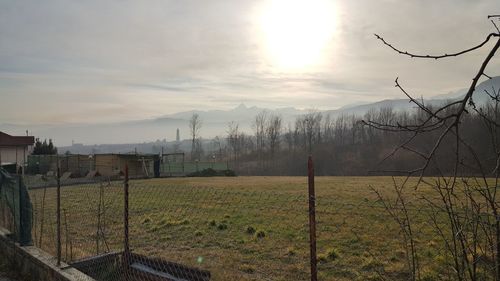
[182,153,185,175]
[308,156,318,281]
[56,159,61,266]
[64,209,69,261]
[22,147,25,176]
[15,147,18,174]
[18,174,23,244]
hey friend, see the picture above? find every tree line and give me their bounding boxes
[32,138,58,155]
[187,101,498,176]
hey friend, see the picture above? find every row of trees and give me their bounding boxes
[32,138,57,155]
[183,97,496,177]
[196,100,494,176]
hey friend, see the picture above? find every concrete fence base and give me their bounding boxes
[0,227,94,281]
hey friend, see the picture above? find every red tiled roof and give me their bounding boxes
[0,131,35,146]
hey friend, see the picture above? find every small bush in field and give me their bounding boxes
[256,230,266,239]
[246,226,256,234]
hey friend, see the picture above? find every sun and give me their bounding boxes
[258,0,337,71]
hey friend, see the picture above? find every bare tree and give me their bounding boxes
[295,115,307,151]
[284,122,295,153]
[227,121,241,166]
[189,113,202,160]
[323,113,334,144]
[302,111,322,153]
[363,108,378,144]
[365,16,500,281]
[267,114,282,159]
[253,110,268,169]
[334,113,347,146]
[211,136,224,161]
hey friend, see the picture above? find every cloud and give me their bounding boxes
[0,0,499,124]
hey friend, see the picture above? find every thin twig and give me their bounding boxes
[374,33,499,59]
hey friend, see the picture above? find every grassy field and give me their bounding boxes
[28,176,453,281]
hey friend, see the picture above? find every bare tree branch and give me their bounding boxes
[374,33,499,59]
[491,20,500,34]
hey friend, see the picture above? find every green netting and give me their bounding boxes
[0,168,33,245]
[27,155,59,174]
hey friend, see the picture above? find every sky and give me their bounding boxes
[1,0,499,125]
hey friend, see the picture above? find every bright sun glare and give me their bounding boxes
[259,0,337,71]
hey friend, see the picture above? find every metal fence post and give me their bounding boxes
[124,164,130,281]
[308,156,318,281]
[56,160,61,266]
[18,174,23,245]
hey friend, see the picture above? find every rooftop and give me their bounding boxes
[0,131,35,146]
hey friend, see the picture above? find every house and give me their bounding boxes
[0,131,35,173]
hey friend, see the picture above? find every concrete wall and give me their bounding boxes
[0,227,95,281]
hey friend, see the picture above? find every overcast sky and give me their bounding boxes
[1,0,499,125]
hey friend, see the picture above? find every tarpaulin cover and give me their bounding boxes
[0,167,32,245]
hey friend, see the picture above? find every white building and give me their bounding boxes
[0,131,35,172]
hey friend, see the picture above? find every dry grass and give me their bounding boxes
[29,176,451,281]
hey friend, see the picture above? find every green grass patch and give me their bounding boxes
[28,176,471,281]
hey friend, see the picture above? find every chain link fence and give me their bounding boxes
[1,163,498,281]
[18,168,312,281]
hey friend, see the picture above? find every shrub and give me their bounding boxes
[246,226,256,235]
[209,220,217,227]
[239,265,255,274]
[326,248,339,261]
[224,169,236,177]
[317,249,339,263]
[186,168,216,177]
[286,247,296,256]
[317,254,328,264]
[217,223,228,230]
[187,168,236,177]
[158,218,189,227]
[256,230,266,239]
[200,168,218,177]
[159,235,172,242]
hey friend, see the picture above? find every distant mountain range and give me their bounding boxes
[323,76,500,117]
[1,76,499,148]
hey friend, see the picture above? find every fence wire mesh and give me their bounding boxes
[0,167,496,281]
[126,179,310,281]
